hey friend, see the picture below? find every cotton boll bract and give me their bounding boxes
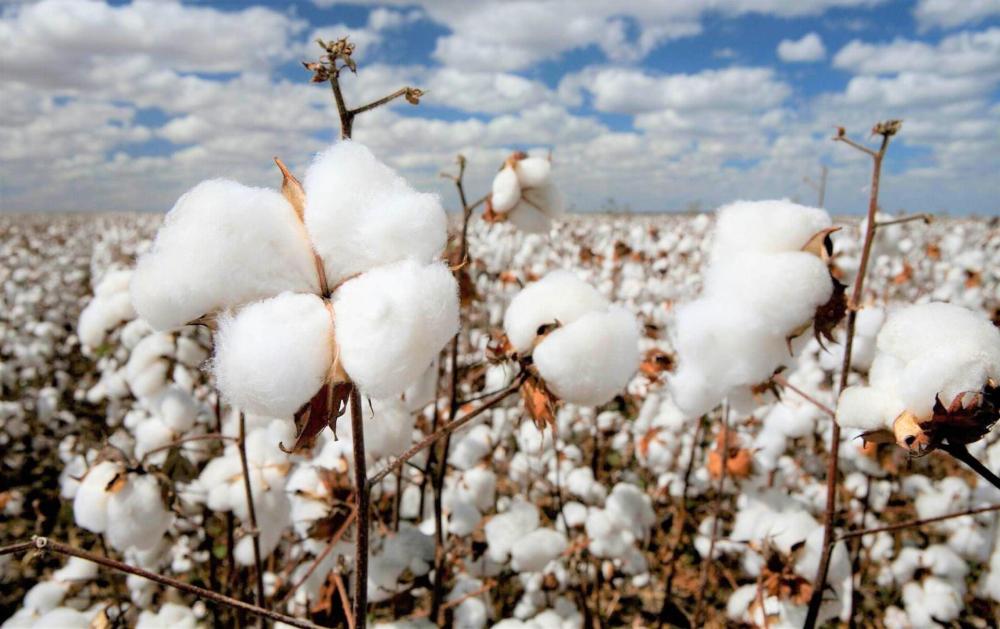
[304,141,448,285]
[131,180,319,330]
[212,292,334,418]
[333,260,459,399]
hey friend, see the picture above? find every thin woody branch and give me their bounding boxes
[875,213,933,229]
[237,412,266,619]
[836,503,1000,542]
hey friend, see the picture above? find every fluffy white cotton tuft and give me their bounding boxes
[838,302,1000,433]
[533,307,640,406]
[485,498,539,563]
[213,292,334,418]
[72,461,121,534]
[105,474,171,551]
[669,200,835,416]
[131,179,319,330]
[489,155,564,234]
[304,141,448,285]
[333,260,459,399]
[503,270,609,353]
[510,528,567,573]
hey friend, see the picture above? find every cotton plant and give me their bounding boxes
[487,152,565,234]
[130,140,459,427]
[837,302,1000,451]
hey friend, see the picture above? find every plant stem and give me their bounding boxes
[237,412,266,622]
[350,385,369,629]
[368,379,523,487]
[2,537,324,629]
[693,403,728,625]
[772,373,835,418]
[141,432,235,463]
[940,443,1000,491]
[836,503,1000,541]
[875,213,932,229]
[803,126,894,629]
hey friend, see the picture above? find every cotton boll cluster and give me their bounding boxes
[837,302,1000,444]
[503,271,640,406]
[72,461,171,552]
[584,483,655,577]
[489,153,564,234]
[670,200,837,417]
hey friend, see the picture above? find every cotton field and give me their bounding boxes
[2,202,998,628]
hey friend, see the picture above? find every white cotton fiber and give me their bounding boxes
[333,260,459,399]
[533,306,640,406]
[491,165,521,214]
[503,270,609,353]
[515,157,552,188]
[712,199,832,255]
[837,386,905,432]
[72,461,121,534]
[490,156,564,234]
[105,474,171,551]
[342,398,415,462]
[131,179,319,330]
[485,498,539,563]
[510,528,567,573]
[213,292,334,418]
[304,141,447,284]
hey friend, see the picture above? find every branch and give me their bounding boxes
[772,373,836,418]
[349,385,369,628]
[836,503,1000,542]
[350,87,423,117]
[368,379,523,487]
[2,537,324,629]
[940,443,1000,492]
[693,403,729,625]
[875,213,933,229]
[236,412,266,620]
[140,432,235,464]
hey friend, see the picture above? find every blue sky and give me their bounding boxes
[2,0,998,215]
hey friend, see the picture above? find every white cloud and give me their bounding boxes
[833,28,1000,76]
[913,0,1000,30]
[777,32,827,62]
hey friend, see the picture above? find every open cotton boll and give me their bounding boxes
[533,307,640,406]
[485,498,539,563]
[712,199,832,255]
[897,349,988,418]
[514,157,552,188]
[131,179,319,330]
[333,260,458,399]
[491,165,521,214]
[105,474,170,551]
[837,386,905,432]
[304,141,447,284]
[213,292,333,418]
[73,461,121,534]
[510,528,567,573]
[508,183,565,235]
[136,603,198,629]
[503,270,609,353]
[877,302,1000,368]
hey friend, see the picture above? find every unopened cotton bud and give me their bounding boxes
[333,260,459,399]
[131,180,319,330]
[213,292,334,418]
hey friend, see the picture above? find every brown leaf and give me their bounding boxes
[801,226,841,262]
[813,278,848,349]
[639,348,675,379]
[918,381,999,448]
[282,382,353,454]
[925,242,941,260]
[707,428,753,480]
[521,375,558,432]
[965,270,982,289]
[892,261,913,285]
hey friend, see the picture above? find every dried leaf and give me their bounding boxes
[925,242,941,260]
[639,348,675,379]
[281,382,353,454]
[521,375,557,433]
[813,278,848,348]
[892,261,913,285]
[919,382,999,448]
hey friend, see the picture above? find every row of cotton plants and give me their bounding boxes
[2,164,999,627]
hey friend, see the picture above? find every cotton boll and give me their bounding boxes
[131,179,319,330]
[304,141,447,284]
[877,302,1000,369]
[105,474,170,551]
[156,386,198,433]
[510,528,567,573]
[136,603,198,629]
[485,499,539,563]
[712,199,832,255]
[333,260,458,399]
[73,461,121,534]
[836,386,904,432]
[514,157,552,188]
[492,165,521,214]
[897,349,988,418]
[503,271,608,353]
[213,292,333,418]
[509,184,564,235]
[533,307,640,406]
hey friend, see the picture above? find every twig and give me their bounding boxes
[367,379,523,487]
[875,213,932,229]
[2,537,324,629]
[939,443,1000,491]
[350,385,369,629]
[278,507,357,606]
[351,87,420,117]
[804,122,897,628]
[237,412,266,621]
[772,373,835,418]
[836,503,1000,541]
[693,403,729,625]
[140,432,235,463]
[335,572,356,629]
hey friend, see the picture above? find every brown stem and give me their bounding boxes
[836,503,1000,541]
[140,432,235,463]
[350,87,418,117]
[237,412,266,621]
[693,404,729,625]
[804,126,894,628]
[329,73,353,139]
[350,385,369,628]
[3,537,324,629]
[772,373,835,418]
[940,443,1000,491]
[875,213,932,229]
[367,379,522,487]
[278,507,357,606]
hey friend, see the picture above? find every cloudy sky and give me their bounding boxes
[1,0,998,215]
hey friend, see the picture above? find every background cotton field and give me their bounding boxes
[3,1,1000,629]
